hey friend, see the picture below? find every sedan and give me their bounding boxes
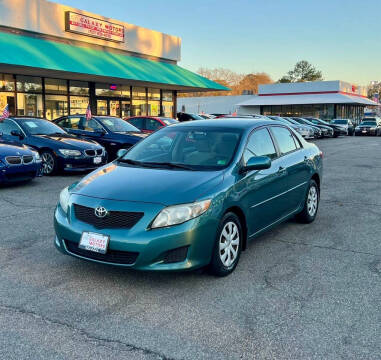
[0,137,42,184]
[54,119,322,276]
[127,116,178,134]
[305,117,346,137]
[54,115,147,159]
[330,119,355,136]
[0,117,107,175]
[355,119,381,136]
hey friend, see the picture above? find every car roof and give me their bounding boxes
[172,118,277,130]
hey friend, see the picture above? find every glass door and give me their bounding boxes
[121,101,131,118]
[97,100,107,115]
[109,100,120,117]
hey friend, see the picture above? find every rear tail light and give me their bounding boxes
[319,151,323,158]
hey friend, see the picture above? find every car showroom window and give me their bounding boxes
[243,127,277,163]
[271,126,298,155]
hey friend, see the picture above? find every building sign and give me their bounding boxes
[65,12,124,43]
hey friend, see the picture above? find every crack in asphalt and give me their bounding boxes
[273,238,380,257]
[0,304,176,360]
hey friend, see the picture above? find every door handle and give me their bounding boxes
[278,166,287,174]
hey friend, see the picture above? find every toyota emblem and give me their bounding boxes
[94,206,108,218]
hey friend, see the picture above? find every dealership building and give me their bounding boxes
[237,81,378,122]
[0,0,225,120]
[178,80,378,123]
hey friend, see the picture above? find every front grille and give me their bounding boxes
[73,204,144,229]
[23,155,34,164]
[85,149,103,156]
[162,246,189,264]
[5,156,22,165]
[64,240,139,264]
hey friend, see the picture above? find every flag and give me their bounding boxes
[0,104,9,121]
[85,103,92,121]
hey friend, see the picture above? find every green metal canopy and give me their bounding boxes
[0,31,229,91]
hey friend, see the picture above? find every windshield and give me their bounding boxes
[332,119,348,124]
[97,117,140,132]
[119,126,242,170]
[190,114,204,120]
[360,121,377,126]
[18,118,66,135]
[160,118,178,125]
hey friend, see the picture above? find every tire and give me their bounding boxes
[296,180,319,224]
[209,212,242,277]
[41,150,58,176]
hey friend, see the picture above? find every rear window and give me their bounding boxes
[332,119,348,124]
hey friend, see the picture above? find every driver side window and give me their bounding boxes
[243,128,277,164]
[78,117,102,132]
[0,119,21,136]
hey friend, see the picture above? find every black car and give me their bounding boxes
[355,118,381,136]
[0,117,107,175]
[305,117,347,137]
[176,112,204,121]
[54,115,147,159]
[291,117,324,138]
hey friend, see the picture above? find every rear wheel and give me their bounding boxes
[209,212,242,277]
[296,180,319,223]
[41,151,57,176]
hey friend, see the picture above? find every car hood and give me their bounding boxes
[32,134,101,149]
[358,124,376,128]
[0,141,33,157]
[71,162,224,205]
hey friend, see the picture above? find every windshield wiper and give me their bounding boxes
[117,158,143,166]
[143,162,196,170]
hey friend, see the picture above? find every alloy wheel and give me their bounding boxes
[307,186,318,217]
[219,221,240,267]
[41,152,55,175]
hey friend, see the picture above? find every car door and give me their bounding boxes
[55,116,81,136]
[269,126,310,212]
[237,127,290,235]
[0,119,25,145]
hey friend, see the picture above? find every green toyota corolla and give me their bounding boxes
[54,119,322,276]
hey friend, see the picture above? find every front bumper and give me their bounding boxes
[355,129,377,136]
[54,195,219,271]
[57,153,108,172]
[0,161,42,183]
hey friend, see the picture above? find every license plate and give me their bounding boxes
[362,130,367,133]
[94,156,102,164]
[79,232,109,254]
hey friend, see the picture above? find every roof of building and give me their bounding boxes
[237,93,378,106]
[0,31,228,92]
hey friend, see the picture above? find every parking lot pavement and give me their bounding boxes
[0,136,380,360]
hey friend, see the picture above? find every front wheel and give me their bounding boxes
[41,151,58,175]
[209,212,242,277]
[296,180,319,223]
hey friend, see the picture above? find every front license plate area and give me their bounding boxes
[79,232,109,254]
[94,156,102,164]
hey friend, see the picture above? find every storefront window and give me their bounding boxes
[162,101,173,118]
[120,85,131,98]
[132,87,146,99]
[148,101,160,116]
[131,99,147,116]
[121,101,131,117]
[16,76,42,93]
[162,91,173,102]
[70,81,89,95]
[0,74,15,91]
[70,96,89,115]
[45,78,67,94]
[0,92,15,115]
[97,100,107,115]
[17,93,43,117]
[96,83,121,97]
[45,94,68,120]
[148,88,160,100]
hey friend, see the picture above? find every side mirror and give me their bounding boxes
[117,148,128,158]
[95,129,106,136]
[241,156,271,173]
[11,130,24,139]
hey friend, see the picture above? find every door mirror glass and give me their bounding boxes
[117,148,128,158]
[242,156,271,172]
[10,129,24,139]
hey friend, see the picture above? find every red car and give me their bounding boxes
[126,116,178,133]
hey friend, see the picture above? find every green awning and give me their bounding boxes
[0,31,229,91]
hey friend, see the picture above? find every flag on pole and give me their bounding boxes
[85,103,92,121]
[0,104,9,121]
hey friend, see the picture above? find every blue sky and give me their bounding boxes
[55,0,380,85]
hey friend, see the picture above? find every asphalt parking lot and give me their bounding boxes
[0,136,380,360]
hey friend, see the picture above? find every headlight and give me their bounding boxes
[58,149,82,157]
[33,152,41,161]
[370,127,377,130]
[151,199,211,229]
[59,186,70,213]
